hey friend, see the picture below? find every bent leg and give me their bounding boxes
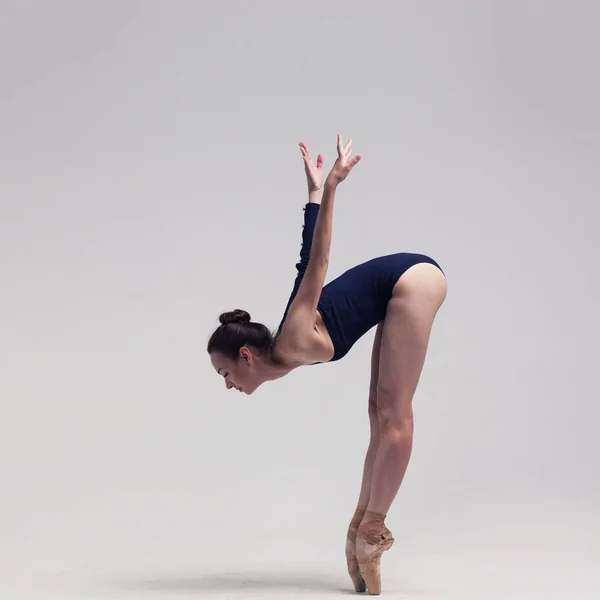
[356,263,447,593]
[357,322,384,508]
[366,263,446,514]
[346,322,383,592]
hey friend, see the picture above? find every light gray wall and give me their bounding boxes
[1,1,598,598]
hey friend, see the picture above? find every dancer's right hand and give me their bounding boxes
[298,141,323,192]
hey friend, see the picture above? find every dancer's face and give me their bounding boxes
[210,348,260,395]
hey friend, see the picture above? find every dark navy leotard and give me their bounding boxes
[277,203,445,363]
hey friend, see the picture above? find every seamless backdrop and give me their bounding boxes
[1,1,599,599]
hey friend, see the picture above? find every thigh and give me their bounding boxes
[368,323,384,416]
[377,264,447,419]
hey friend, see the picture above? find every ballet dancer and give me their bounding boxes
[207,135,447,595]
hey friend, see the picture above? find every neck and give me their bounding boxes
[255,340,302,382]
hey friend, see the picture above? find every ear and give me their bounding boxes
[239,346,251,363]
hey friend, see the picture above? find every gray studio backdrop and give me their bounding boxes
[1,1,598,599]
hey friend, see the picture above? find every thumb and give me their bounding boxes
[316,154,323,169]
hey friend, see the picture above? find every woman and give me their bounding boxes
[207,135,447,595]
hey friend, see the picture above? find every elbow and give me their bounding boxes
[317,255,329,268]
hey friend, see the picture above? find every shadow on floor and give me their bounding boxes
[101,570,359,595]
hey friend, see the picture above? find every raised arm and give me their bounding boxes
[281,135,361,340]
[277,200,321,333]
[276,143,323,333]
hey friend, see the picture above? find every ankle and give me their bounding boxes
[347,505,368,545]
[361,509,386,524]
[349,504,368,527]
[357,510,389,538]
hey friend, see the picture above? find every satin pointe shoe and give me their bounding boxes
[356,510,394,595]
[345,505,367,592]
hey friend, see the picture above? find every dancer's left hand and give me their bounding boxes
[298,141,323,192]
[326,135,361,186]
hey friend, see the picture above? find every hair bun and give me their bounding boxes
[219,309,251,326]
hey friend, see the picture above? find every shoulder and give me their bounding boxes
[276,312,334,364]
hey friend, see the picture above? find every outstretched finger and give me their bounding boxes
[337,134,343,156]
[349,154,361,168]
[299,144,313,165]
[343,137,353,155]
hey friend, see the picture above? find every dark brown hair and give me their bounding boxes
[207,309,275,361]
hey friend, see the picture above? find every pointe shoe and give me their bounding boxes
[345,506,367,592]
[356,511,394,595]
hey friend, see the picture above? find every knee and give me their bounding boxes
[376,392,414,440]
[368,393,378,416]
[379,413,414,443]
